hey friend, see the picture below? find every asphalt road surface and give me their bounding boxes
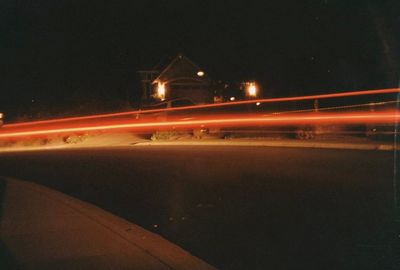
[0,146,399,269]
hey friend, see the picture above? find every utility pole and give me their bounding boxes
[394,92,400,224]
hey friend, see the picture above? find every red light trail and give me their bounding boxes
[0,111,399,139]
[4,88,400,128]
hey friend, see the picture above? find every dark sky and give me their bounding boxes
[1,0,399,118]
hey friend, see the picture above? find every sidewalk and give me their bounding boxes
[0,177,216,270]
[0,134,398,152]
[134,137,399,151]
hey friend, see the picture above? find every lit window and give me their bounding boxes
[157,82,166,101]
[247,82,257,97]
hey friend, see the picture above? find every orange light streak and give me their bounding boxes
[4,88,400,128]
[0,111,399,139]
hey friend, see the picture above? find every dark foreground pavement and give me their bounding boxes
[0,146,399,269]
[0,177,215,270]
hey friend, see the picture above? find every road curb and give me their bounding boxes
[133,140,398,151]
[0,177,216,270]
[0,139,397,152]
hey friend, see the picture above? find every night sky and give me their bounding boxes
[1,0,399,120]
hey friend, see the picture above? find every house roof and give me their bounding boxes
[152,54,209,85]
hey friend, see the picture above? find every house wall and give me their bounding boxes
[168,86,213,104]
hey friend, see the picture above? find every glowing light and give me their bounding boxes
[0,111,398,139]
[247,82,257,97]
[197,71,205,77]
[157,82,166,101]
[230,97,236,101]
[3,88,400,129]
[256,102,261,106]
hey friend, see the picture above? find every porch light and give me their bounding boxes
[247,82,257,98]
[157,82,166,101]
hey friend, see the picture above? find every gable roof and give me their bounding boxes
[153,54,209,84]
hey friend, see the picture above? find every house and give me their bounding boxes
[139,54,213,105]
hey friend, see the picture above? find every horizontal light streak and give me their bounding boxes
[4,88,400,128]
[272,100,398,115]
[0,111,398,139]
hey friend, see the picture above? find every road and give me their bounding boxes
[0,146,398,269]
